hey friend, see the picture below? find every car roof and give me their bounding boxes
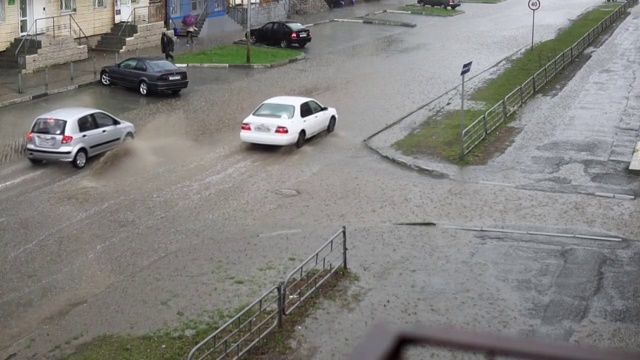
[263,96,315,106]
[128,56,166,61]
[36,107,104,120]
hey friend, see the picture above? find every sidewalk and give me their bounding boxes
[0,29,246,107]
[0,0,401,108]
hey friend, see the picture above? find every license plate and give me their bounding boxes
[40,138,54,146]
[169,75,181,80]
[299,33,307,37]
[255,125,270,132]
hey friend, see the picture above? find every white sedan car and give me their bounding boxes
[240,96,338,148]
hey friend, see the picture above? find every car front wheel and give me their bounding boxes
[100,71,111,86]
[280,40,289,48]
[327,116,336,133]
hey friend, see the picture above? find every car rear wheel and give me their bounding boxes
[72,149,88,169]
[139,81,148,96]
[100,71,111,86]
[28,158,44,166]
[295,131,306,149]
[280,40,289,48]
[172,89,181,95]
[417,0,424,5]
[327,116,336,133]
[299,42,307,48]
[124,133,134,142]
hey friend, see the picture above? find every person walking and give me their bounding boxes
[186,24,197,46]
[161,32,175,61]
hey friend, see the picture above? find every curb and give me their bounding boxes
[304,18,416,28]
[175,53,306,69]
[0,80,98,109]
[384,8,465,17]
[364,145,449,179]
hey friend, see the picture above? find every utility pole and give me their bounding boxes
[246,0,251,64]
[459,61,472,157]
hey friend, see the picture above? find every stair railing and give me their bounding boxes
[195,0,211,26]
[15,14,90,57]
[118,6,150,38]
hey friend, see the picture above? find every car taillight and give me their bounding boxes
[61,135,73,144]
[291,32,297,39]
[26,132,33,141]
[241,123,251,131]
[275,126,288,134]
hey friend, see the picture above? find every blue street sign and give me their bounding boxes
[460,61,472,76]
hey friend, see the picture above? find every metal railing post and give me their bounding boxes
[532,76,536,92]
[342,226,347,270]
[44,67,49,91]
[483,113,487,135]
[115,52,119,64]
[502,98,507,123]
[18,73,23,94]
[70,62,74,83]
[93,56,97,78]
[277,283,284,328]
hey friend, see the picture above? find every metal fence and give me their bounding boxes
[186,226,348,360]
[461,1,631,156]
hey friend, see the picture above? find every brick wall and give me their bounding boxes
[0,4,20,51]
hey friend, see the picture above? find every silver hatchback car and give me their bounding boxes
[26,107,136,169]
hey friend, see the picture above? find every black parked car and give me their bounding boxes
[417,0,460,9]
[100,57,189,96]
[246,21,311,48]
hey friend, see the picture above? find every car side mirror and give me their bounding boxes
[116,63,121,68]
[321,106,328,111]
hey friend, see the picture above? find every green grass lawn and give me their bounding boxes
[399,5,460,15]
[394,2,625,163]
[61,270,355,360]
[175,44,302,65]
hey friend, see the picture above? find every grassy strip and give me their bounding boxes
[399,6,460,15]
[175,44,302,65]
[63,269,356,360]
[394,2,624,163]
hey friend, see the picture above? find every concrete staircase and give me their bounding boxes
[94,22,168,53]
[0,36,88,73]
[0,38,41,70]
[94,23,138,52]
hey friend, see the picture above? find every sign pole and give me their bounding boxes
[528,0,540,50]
[460,73,465,157]
[531,9,535,50]
[459,61,472,157]
[246,0,251,64]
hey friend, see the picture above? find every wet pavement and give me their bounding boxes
[2,0,640,359]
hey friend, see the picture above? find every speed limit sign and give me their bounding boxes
[528,0,540,11]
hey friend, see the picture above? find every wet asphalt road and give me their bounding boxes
[2,0,639,359]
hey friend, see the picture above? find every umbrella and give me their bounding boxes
[182,14,196,27]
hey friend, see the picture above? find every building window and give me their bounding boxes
[60,0,76,12]
[94,0,106,7]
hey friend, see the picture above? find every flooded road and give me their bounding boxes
[2,0,638,359]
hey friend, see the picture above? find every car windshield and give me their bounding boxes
[287,23,306,31]
[252,103,295,119]
[31,118,66,135]
[147,60,178,71]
